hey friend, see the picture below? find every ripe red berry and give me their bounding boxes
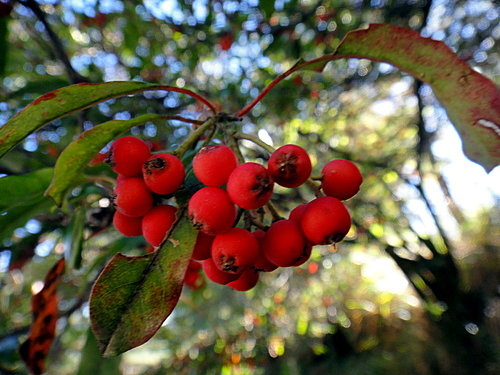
[300,196,351,245]
[114,177,153,217]
[290,244,312,267]
[112,211,143,237]
[142,205,177,247]
[191,231,215,261]
[202,258,239,285]
[211,228,259,274]
[193,145,238,187]
[107,136,151,177]
[268,144,312,188]
[321,159,363,200]
[252,229,277,272]
[188,187,237,235]
[226,162,274,209]
[184,261,204,290]
[142,153,185,195]
[263,220,308,267]
[288,203,308,223]
[227,268,260,291]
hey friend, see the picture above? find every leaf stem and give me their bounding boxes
[236,59,305,117]
[266,201,283,222]
[233,132,275,154]
[225,132,246,164]
[160,115,204,126]
[174,117,217,158]
[155,85,217,115]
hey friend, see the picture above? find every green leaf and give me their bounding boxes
[89,213,197,357]
[0,168,54,213]
[77,328,121,375]
[45,114,165,206]
[0,81,215,158]
[66,207,86,270]
[329,24,499,171]
[260,0,275,18]
[0,199,54,244]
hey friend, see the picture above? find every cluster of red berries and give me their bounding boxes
[107,136,362,292]
[108,136,185,248]
[186,143,362,291]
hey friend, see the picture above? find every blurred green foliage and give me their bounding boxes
[0,0,498,374]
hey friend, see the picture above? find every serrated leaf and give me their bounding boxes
[0,168,53,213]
[89,213,197,357]
[0,81,215,158]
[45,114,164,206]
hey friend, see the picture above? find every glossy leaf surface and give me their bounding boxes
[45,114,164,206]
[89,214,197,357]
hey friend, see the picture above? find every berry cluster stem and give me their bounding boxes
[233,132,276,154]
[225,131,246,164]
[174,117,217,158]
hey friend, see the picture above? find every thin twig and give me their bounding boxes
[17,0,89,84]
[233,132,275,154]
[174,117,217,158]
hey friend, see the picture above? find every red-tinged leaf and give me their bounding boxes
[0,81,216,158]
[332,23,500,171]
[89,213,196,357]
[19,258,66,375]
[239,24,500,171]
[45,114,164,207]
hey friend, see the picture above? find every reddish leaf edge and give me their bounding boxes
[236,23,499,127]
[89,209,193,357]
[0,82,217,158]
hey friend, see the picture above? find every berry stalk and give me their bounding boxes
[174,117,217,158]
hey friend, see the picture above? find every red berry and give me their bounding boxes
[211,228,259,274]
[114,177,153,217]
[193,145,238,187]
[321,159,362,200]
[142,205,177,247]
[188,187,237,235]
[202,258,239,285]
[226,162,274,209]
[252,230,277,272]
[107,136,151,177]
[191,231,215,261]
[263,220,309,267]
[112,211,143,237]
[184,260,204,290]
[290,244,312,267]
[142,153,185,195]
[288,203,308,223]
[268,144,312,188]
[227,268,260,291]
[300,196,351,245]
